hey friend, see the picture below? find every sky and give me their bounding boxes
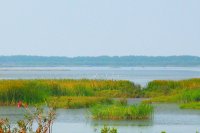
[0,0,199,57]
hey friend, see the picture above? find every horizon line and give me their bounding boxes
[0,55,200,58]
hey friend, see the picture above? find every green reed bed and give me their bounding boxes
[48,96,113,109]
[143,78,200,97]
[144,88,200,103]
[144,89,200,103]
[143,78,200,109]
[0,79,140,105]
[143,95,179,104]
[180,89,200,103]
[180,102,200,109]
[0,80,50,105]
[144,88,200,110]
[46,79,141,97]
[90,103,153,120]
[178,89,200,109]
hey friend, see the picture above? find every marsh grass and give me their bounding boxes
[144,78,200,97]
[48,79,141,97]
[143,78,200,109]
[48,96,113,109]
[101,125,118,133]
[143,95,179,104]
[0,80,50,105]
[144,89,200,103]
[180,102,200,109]
[180,89,200,103]
[0,79,140,105]
[90,103,153,120]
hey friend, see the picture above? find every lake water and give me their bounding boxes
[0,67,200,133]
[1,67,200,86]
[0,102,200,133]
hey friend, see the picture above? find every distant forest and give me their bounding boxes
[0,55,200,67]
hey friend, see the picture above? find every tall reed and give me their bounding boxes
[0,79,141,104]
[48,96,113,108]
[144,78,200,97]
[90,103,153,120]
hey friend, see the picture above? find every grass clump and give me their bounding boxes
[90,103,153,120]
[101,125,118,133]
[48,96,113,109]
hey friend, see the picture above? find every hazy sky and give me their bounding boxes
[0,0,199,57]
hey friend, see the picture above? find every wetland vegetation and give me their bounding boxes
[48,96,113,109]
[1,78,200,132]
[143,78,200,109]
[1,78,200,110]
[1,78,200,124]
[90,103,153,120]
[0,79,141,105]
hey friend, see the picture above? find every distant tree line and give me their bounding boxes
[0,55,200,67]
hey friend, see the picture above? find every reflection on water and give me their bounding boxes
[1,102,200,133]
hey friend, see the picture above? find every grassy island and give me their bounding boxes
[90,103,153,120]
[143,78,200,109]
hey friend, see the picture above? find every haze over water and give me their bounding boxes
[0,67,200,86]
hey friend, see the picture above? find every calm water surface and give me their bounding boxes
[0,67,200,133]
[0,67,200,86]
[0,102,200,133]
